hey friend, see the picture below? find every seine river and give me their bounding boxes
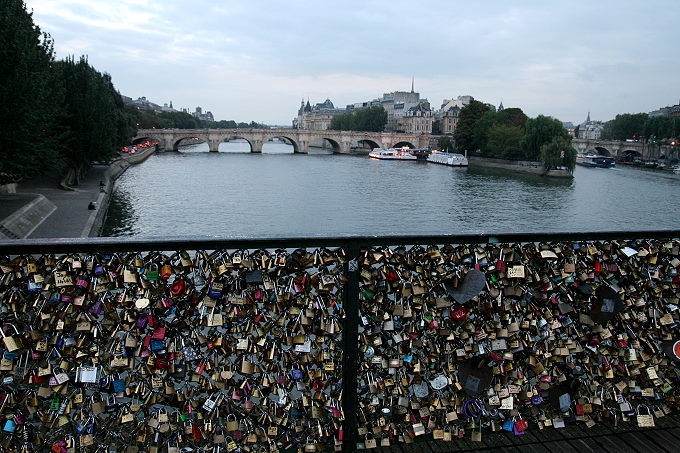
[101,141,680,238]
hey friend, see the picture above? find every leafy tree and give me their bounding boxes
[472,111,497,155]
[644,115,678,141]
[453,100,489,153]
[330,106,387,132]
[602,113,648,140]
[54,56,133,170]
[469,106,527,158]
[0,0,62,184]
[487,124,524,159]
[437,136,455,152]
[540,136,575,172]
[521,115,570,161]
[497,108,528,129]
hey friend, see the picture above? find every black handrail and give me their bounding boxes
[1,229,678,255]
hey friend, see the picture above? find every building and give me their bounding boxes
[127,96,163,112]
[294,99,346,130]
[649,101,680,118]
[399,100,433,134]
[437,96,473,134]
[192,106,214,122]
[380,80,426,132]
[577,112,604,139]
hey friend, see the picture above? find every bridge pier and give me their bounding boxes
[135,129,430,156]
[251,140,263,153]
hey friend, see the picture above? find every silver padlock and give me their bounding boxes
[75,365,99,384]
[202,392,223,412]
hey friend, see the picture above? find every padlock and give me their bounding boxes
[75,366,99,384]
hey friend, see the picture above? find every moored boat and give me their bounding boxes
[576,153,615,168]
[369,147,418,160]
[427,150,468,167]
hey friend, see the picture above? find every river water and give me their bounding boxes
[101,141,680,238]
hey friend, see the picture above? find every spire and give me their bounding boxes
[587,112,591,122]
[411,76,414,93]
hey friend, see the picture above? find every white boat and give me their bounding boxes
[369,147,418,160]
[427,150,468,167]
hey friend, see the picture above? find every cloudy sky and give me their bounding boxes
[25,0,679,126]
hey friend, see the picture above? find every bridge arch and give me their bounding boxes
[134,128,432,155]
[393,140,417,149]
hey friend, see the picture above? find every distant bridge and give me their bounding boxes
[572,138,677,161]
[134,128,431,154]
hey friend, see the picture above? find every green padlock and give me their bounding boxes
[145,263,159,281]
[49,393,60,411]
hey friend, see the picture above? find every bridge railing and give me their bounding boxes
[0,230,679,452]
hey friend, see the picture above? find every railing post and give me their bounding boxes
[341,243,361,452]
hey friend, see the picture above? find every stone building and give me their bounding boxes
[438,96,472,134]
[380,82,425,132]
[578,112,604,139]
[293,99,346,130]
[399,100,433,134]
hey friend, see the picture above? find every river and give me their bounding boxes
[101,141,680,238]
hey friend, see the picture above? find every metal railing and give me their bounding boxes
[0,230,678,452]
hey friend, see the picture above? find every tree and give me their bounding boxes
[437,136,454,152]
[453,100,489,153]
[644,115,677,141]
[540,136,575,173]
[0,0,63,184]
[602,113,648,140]
[330,106,387,132]
[470,107,527,158]
[521,115,570,161]
[54,56,133,171]
[486,124,524,159]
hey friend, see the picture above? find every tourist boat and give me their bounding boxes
[369,147,418,160]
[576,153,615,168]
[427,150,468,167]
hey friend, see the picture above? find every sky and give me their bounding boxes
[25,0,680,126]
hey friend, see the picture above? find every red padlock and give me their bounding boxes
[450,306,468,321]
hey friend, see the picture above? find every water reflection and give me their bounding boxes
[102,148,680,238]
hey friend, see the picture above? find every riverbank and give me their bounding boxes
[0,146,156,239]
[468,156,573,178]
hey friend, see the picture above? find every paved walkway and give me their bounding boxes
[0,147,155,239]
[373,411,680,452]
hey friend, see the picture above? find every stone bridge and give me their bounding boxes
[572,138,678,161]
[134,128,431,154]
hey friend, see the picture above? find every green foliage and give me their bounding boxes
[453,100,489,153]
[487,124,524,159]
[643,116,678,141]
[330,106,387,132]
[540,136,575,172]
[521,115,570,161]
[470,107,527,158]
[0,0,62,184]
[54,56,133,166]
[437,136,455,152]
[602,113,648,140]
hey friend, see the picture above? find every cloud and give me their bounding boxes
[25,0,680,124]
